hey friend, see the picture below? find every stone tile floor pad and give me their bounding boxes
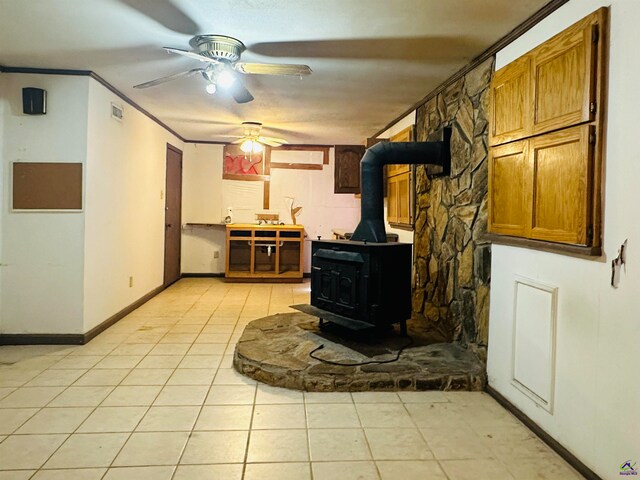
[0,279,582,479]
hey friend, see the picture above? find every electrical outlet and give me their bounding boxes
[213,251,219,259]
[129,276,133,288]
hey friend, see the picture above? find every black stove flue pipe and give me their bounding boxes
[350,127,452,243]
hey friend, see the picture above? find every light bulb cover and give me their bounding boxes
[252,142,263,153]
[205,83,216,94]
[217,69,236,88]
[240,139,253,153]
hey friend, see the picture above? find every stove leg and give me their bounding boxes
[400,319,408,337]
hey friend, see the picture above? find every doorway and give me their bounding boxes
[164,144,183,286]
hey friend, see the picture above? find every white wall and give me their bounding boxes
[378,110,417,244]
[0,74,89,334]
[0,75,6,327]
[181,145,360,274]
[83,78,183,332]
[487,2,640,478]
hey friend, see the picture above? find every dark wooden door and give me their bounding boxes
[164,144,183,286]
[334,145,365,194]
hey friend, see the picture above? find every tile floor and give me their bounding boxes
[0,279,583,479]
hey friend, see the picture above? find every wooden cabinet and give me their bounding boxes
[489,126,594,245]
[386,126,414,228]
[488,8,606,252]
[334,145,365,194]
[225,224,304,282]
[490,9,604,146]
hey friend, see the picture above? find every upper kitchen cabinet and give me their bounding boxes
[489,8,606,146]
[334,145,365,194]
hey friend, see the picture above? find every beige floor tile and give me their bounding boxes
[181,430,249,464]
[44,433,129,468]
[309,428,371,462]
[420,425,492,460]
[307,403,361,428]
[136,356,183,369]
[51,356,104,370]
[154,385,208,406]
[352,392,401,403]
[195,333,231,344]
[187,344,226,355]
[74,368,130,386]
[213,368,256,386]
[0,434,67,469]
[502,454,584,479]
[78,406,148,433]
[137,406,200,431]
[31,468,106,480]
[49,386,114,407]
[26,369,87,387]
[356,403,415,428]
[246,429,308,463]
[173,464,243,480]
[205,385,256,405]
[112,431,190,466]
[404,403,467,429]
[102,466,174,480]
[312,461,380,480]
[159,333,198,344]
[0,387,15,400]
[121,368,173,386]
[101,385,162,406]
[168,324,204,334]
[0,408,39,434]
[16,407,93,434]
[195,405,252,431]
[255,384,304,404]
[252,404,306,429]
[440,458,516,480]
[397,391,449,403]
[0,369,39,388]
[93,356,143,369]
[178,355,222,369]
[377,460,448,480]
[304,391,353,404]
[201,324,234,334]
[365,428,433,460]
[244,462,311,480]
[167,368,215,385]
[0,387,65,408]
[150,344,190,356]
[0,470,35,479]
[109,344,154,356]
[219,355,234,368]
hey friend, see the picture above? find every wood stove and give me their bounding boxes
[294,128,451,337]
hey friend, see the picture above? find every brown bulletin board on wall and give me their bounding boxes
[12,162,83,210]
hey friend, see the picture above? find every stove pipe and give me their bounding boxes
[350,127,452,243]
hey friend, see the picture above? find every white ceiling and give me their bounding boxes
[0,0,549,144]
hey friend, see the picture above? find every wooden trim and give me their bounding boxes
[222,173,270,182]
[271,163,323,171]
[272,145,331,165]
[0,333,84,346]
[0,283,166,346]
[84,284,165,343]
[371,0,570,138]
[485,233,602,257]
[486,385,603,480]
[263,179,270,209]
[182,140,229,145]
[181,273,225,278]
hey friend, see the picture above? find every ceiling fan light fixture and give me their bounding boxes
[217,69,236,88]
[240,139,263,154]
[205,82,217,94]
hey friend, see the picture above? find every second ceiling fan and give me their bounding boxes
[134,34,313,104]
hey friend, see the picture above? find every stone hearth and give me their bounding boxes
[233,313,486,392]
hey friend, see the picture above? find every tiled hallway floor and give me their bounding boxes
[0,279,582,479]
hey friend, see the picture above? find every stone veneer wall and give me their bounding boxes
[412,57,494,348]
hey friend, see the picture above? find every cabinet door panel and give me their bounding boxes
[532,16,599,135]
[489,56,532,146]
[334,145,365,194]
[387,176,399,224]
[530,126,593,245]
[488,140,532,236]
[396,172,412,225]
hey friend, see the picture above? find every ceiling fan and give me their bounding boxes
[225,121,288,153]
[133,34,312,104]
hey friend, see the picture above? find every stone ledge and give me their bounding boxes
[233,312,486,392]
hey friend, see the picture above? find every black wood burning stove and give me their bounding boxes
[293,128,451,337]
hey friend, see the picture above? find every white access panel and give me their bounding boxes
[512,277,558,413]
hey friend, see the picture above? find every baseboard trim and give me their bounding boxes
[0,284,166,346]
[181,273,225,278]
[486,385,602,480]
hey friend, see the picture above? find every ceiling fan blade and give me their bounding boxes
[234,62,312,76]
[231,139,244,144]
[229,82,254,104]
[258,136,287,147]
[118,0,199,35]
[133,68,203,89]
[163,47,220,64]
